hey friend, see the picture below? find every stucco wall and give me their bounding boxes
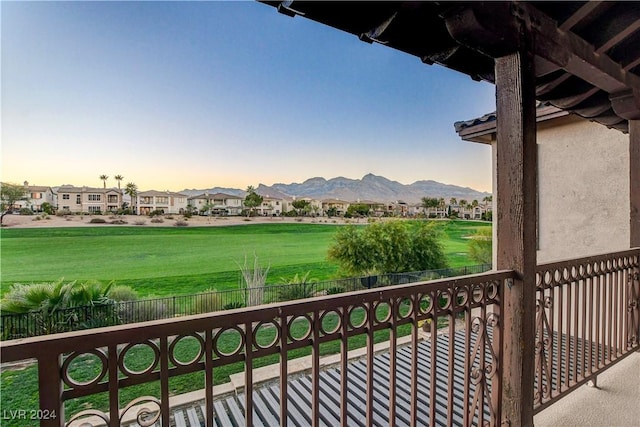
[536,117,629,263]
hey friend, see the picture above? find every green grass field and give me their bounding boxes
[0,220,491,424]
[0,220,491,297]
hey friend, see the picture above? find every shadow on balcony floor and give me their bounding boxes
[534,351,640,427]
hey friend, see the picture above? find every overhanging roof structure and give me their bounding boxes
[262,1,640,133]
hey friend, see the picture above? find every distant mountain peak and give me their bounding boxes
[183,173,490,204]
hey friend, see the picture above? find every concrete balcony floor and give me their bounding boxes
[534,351,640,427]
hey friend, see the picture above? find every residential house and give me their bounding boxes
[321,198,350,216]
[256,196,285,216]
[187,192,244,216]
[13,181,56,213]
[353,199,386,217]
[137,190,189,215]
[386,200,409,217]
[56,185,122,214]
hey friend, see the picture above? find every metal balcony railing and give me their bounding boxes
[0,250,637,426]
[0,270,509,426]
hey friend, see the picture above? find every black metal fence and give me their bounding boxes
[0,264,490,340]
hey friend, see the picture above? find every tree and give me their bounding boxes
[468,227,492,265]
[291,199,311,216]
[41,202,53,215]
[99,174,109,189]
[325,206,338,218]
[114,174,124,190]
[449,197,457,206]
[327,220,448,276]
[421,197,439,216]
[1,182,26,225]
[243,186,263,218]
[346,203,370,218]
[124,182,138,215]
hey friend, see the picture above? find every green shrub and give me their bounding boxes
[89,218,106,224]
[326,286,344,295]
[277,272,317,301]
[189,290,223,315]
[223,301,245,310]
[174,220,188,227]
[149,209,164,217]
[108,285,138,302]
[468,227,492,264]
[0,281,117,337]
[110,219,127,225]
[118,299,167,323]
[19,208,33,215]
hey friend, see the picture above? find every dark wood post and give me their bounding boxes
[495,49,537,427]
[631,120,640,248]
[38,354,63,426]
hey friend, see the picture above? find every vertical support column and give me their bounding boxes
[495,49,537,427]
[631,120,640,248]
[630,120,640,349]
[38,353,64,427]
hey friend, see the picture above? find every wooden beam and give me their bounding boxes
[558,1,608,31]
[446,3,640,94]
[519,3,640,94]
[596,18,640,54]
[495,50,537,427]
[631,120,640,247]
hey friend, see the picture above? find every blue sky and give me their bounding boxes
[1,1,495,193]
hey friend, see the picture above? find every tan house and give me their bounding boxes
[56,185,122,214]
[187,192,244,216]
[13,181,56,213]
[321,198,350,216]
[256,196,285,216]
[137,190,189,215]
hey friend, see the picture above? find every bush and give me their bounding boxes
[150,218,164,223]
[89,218,107,223]
[468,227,492,264]
[118,299,167,323]
[0,281,117,337]
[110,219,127,224]
[277,272,317,301]
[149,209,164,217]
[189,290,223,315]
[108,285,138,302]
[56,209,72,216]
[327,220,448,276]
[223,301,245,310]
[326,286,344,295]
[174,220,188,227]
[19,208,33,215]
[134,220,147,225]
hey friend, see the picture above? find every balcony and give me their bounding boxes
[1,249,638,426]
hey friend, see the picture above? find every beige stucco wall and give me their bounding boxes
[536,116,630,263]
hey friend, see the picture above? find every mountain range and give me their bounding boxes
[182,174,491,204]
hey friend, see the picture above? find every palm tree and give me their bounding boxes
[124,182,138,215]
[99,174,109,189]
[114,174,124,190]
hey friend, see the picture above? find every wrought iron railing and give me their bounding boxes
[0,270,509,427]
[533,248,640,413]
